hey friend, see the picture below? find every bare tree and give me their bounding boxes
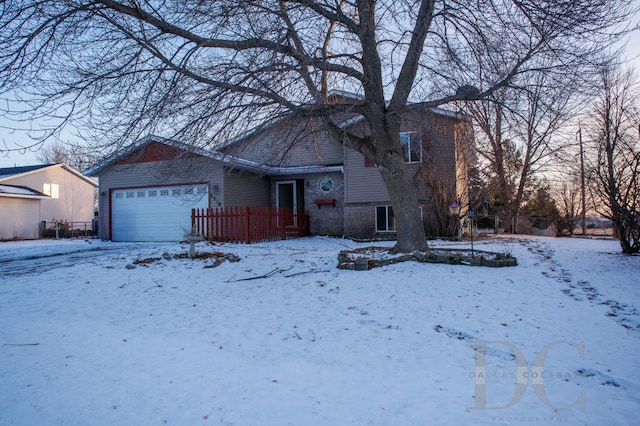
[465,62,588,233]
[587,65,640,254]
[417,167,458,238]
[554,180,583,236]
[35,140,97,171]
[0,0,632,251]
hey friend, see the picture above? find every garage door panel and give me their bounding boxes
[111,185,208,241]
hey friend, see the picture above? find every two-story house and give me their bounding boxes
[86,103,474,242]
[0,164,98,240]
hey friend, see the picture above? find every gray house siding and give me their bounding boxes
[225,117,344,168]
[340,111,472,238]
[343,112,460,205]
[223,169,271,207]
[344,147,390,204]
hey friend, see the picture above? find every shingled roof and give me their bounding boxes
[0,164,55,179]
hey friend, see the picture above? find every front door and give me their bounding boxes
[276,180,304,228]
[276,180,297,211]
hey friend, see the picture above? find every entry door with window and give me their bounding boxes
[276,181,297,211]
[276,180,304,227]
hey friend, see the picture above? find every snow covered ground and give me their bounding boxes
[0,235,638,425]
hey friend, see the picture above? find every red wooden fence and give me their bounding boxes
[191,206,310,243]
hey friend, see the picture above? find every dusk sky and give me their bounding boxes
[2,8,639,170]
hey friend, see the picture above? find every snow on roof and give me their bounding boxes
[0,184,48,198]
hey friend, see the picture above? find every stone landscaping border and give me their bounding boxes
[337,247,517,270]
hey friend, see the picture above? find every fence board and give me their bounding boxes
[191,206,309,243]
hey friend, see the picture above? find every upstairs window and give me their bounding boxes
[43,183,59,199]
[401,131,421,163]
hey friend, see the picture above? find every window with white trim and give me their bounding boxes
[43,183,59,199]
[400,131,421,163]
[376,205,396,232]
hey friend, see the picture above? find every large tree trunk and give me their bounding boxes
[377,154,429,252]
[366,113,429,252]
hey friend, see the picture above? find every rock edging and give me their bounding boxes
[337,247,517,270]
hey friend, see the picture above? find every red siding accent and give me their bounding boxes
[115,142,204,165]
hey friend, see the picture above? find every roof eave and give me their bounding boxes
[0,194,49,199]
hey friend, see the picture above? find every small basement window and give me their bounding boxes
[376,205,396,232]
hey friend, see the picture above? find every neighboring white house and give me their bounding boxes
[0,184,49,240]
[0,164,98,240]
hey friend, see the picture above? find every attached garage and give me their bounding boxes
[111,184,208,241]
[85,136,276,242]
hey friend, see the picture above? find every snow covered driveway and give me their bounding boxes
[0,236,638,425]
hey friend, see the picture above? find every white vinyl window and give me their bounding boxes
[376,205,396,232]
[400,132,421,163]
[43,183,59,199]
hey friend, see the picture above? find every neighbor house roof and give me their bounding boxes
[0,184,49,199]
[0,164,55,179]
[0,164,98,188]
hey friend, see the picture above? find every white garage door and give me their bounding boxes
[111,185,208,241]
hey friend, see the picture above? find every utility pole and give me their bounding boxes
[577,126,587,237]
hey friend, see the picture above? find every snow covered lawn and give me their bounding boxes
[1,236,638,425]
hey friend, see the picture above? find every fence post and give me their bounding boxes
[246,206,251,244]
